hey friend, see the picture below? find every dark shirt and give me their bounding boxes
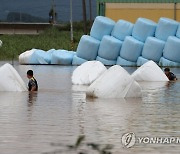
[167,72,177,81]
[28,77,38,91]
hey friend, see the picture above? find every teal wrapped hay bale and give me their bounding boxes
[51,50,75,65]
[116,56,137,66]
[111,19,134,41]
[72,55,87,66]
[163,36,180,63]
[142,37,165,62]
[76,35,100,61]
[155,17,179,41]
[132,18,157,42]
[98,36,122,60]
[96,56,116,66]
[137,56,150,66]
[90,16,115,40]
[120,36,144,62]
[176,24,180,39]
[159,57,180,67]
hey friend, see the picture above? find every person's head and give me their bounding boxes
[27,70,33,79]
[164,67,170,76]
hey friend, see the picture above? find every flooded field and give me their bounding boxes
[0,61,180,154]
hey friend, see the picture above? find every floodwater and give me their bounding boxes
[0,61,180,154]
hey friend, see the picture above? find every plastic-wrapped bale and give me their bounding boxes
[98,36,122,60]
[159,57,180,67]
[86,65,142,98]
[0,63,27,91]
[142,37,165,62]
[90,16,115,40]
[176,24,180,38]
[111,20,134,41]
[51,50,75,65]
[76,35,100,61]
[120,36,144,62]
[132,60,168,81]
[19,49,36,64]
[136,56,150,66]
[132,18,157,42]
[72,61,107,85]
[163,36,180,63]
[0,40,2,47]
[96,56,116,66]
[155,17,179,41]
[72,55,87,66]
[116,56,137,66]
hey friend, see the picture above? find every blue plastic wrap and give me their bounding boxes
[90,16,115,40]
[51,50,75,65]
[142,37,165,62]
[98,36,122,60]
[111,19,134,41]
[163,36,180,63]
[72,55,87,66]
[132,18,157,42]
[116,56,137,66]
[96,56,116,66]
[176,24,180,39]
[159,57,180,67]
[155,17,179,41]
[76,35,100,61]
[120,36,144,62]
[136,56,150,66]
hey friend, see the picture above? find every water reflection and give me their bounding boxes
[28,92,38,105]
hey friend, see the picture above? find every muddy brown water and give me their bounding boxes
[0,61,180,154]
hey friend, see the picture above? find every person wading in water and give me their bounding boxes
[27,70,38,91]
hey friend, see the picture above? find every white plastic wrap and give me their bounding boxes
[19,49,36,64]
[132,60,169,81]
[86,65,142,98]
[0,63,27,91]
[0,40,2,47]
[72,61,107,85]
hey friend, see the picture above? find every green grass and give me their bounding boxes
[0,27,84,60]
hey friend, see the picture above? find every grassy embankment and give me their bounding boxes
[0,25,85,60]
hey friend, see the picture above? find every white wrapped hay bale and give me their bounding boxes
[176,24,180,38]
[72,55,87,66]
[72,61,107,85]
[132,18,157,42]
[136,56,149,66]
[51,50,75,65]
[120,36,144,62]
[116,56,137,66]
[163,36,180,63]
[132,60,169,81]
[86,65,142,98]
[0,63,27,91]
[159,57,180,67]
[76,35,100,61]
[96,56,116,66]
[19,49,36,64]
[155,17,179,41]
[98,36,122,60]
[111,19,134,41]
[0,40,2,47]
[90,16,115,40]
[142,37,165,62]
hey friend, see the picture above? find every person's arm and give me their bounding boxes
[31,85,37,91]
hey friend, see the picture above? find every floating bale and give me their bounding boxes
[132,61,168,82]
[111,19,134,41]
[155,17,179,41]
[98,36,122,60]
[51,50,75,65]
[176,24,180,38]
[159,57,180,67]
[120,36,144,62]
[163,36,180,63]
[86,65,142,98]
[116,56,137,66]
[96,56,116,66]
[72,61,107,85]
[132,18,157,42]
[72,55,87,66]
[136,56,149,66]
[142,37,165,62]
[90,16,115,40]
[76,35,100,61]
[19,49,36,64]
[0,63,27,91]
